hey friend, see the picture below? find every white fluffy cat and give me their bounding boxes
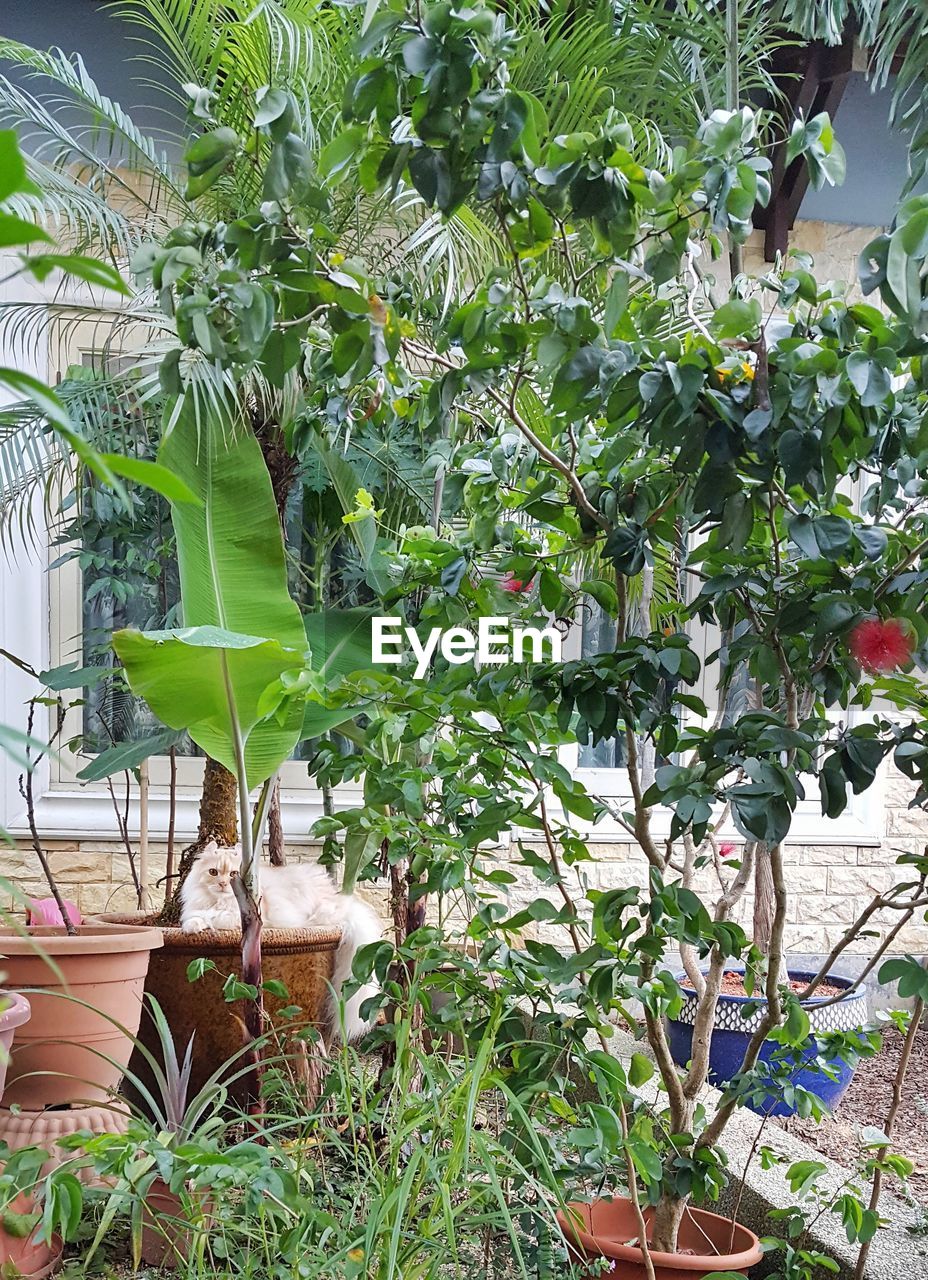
[180,841,382,1040]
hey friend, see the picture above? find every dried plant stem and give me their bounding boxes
[19,698,75,935]
[268,777,285,866]
[164,746,177,906]
[138,757,151,911]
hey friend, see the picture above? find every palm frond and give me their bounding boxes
[0,38,185,216]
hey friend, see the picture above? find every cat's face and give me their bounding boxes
[195,843,240,898]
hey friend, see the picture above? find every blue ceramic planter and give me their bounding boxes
[666,969,869,1117]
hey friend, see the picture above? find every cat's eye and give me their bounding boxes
[230,870,237,878]
[208,868,218,877]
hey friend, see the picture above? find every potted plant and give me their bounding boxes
[101,384,377,1104]
[39,996,304,1272]
[665,964,872,1117]
[0,700,162,1111]
[0,703,161,1112]
[57,997,231,1270]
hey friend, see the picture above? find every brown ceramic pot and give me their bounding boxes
[0,924,162,1109]
[140,1178,211,1269]
[556,1198,763,1279]
[99,913,340,1104]
[0,992,32,1101]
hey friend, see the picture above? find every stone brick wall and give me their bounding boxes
[3,759,925,959]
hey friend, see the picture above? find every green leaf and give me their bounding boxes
[114,626,305,790]
[143,392,310,785]
[76,729,184,782]
[260,329,302,387]
[184,127,239,198]
[28,253,129,295]
[0,129,40,203]
[254,88,292,129]
[301,701,368,741]
[187,957,218,982]
[628,1052,653,1087]
[320,126,366,186]
[99,455,201,505]
[304,609,377,685]
[39,662,112,691]
[342,828,380,895]
[711,298,761,338]
[0,212,53,248]
[878,956,928,1001]
[604,272,629,336]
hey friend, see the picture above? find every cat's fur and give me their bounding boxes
[180,841,381,1040]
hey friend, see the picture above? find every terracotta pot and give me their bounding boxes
[0,1196,62,1278]
[0,923,162,1109]
[556,1198,763,1279]
[140,1178,211,1269]
[98,913,340,1104]
[0,992,32,1101]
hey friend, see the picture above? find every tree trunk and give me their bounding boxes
[378,855,426,1082]
[650,1192,686,1255]
[158,757,238,925]
[752,841,775,955]
[751,841,789,989]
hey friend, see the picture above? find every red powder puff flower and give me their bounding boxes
[718,842,737,859]
[502,573,531,593]
[848,617,915,673]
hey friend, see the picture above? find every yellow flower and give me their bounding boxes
[347,1249,365,1264]
[714,361,755,382]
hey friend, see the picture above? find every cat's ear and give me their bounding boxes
[200,839,218,857]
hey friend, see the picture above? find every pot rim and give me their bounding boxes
[0,990,31,1030]
[676,966,863,1007]
[0,922,162,956]
[97,911,341,950]
[557,1199,763,1270]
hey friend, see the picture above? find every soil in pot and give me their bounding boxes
[0,993,31,1101]
[557,1198,763,1279]
[0,924,162,1109]
[98,913,340,1106]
